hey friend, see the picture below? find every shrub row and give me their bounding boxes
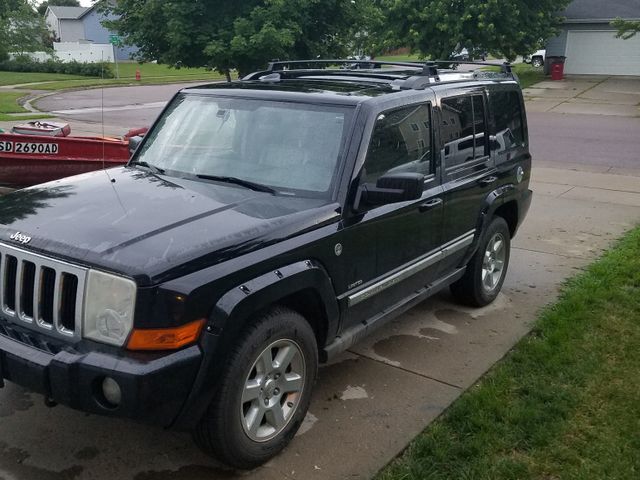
[0,57,114,78]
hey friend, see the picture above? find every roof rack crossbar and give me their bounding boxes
[267,59,432,74]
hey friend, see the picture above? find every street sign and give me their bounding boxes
[109,34,121,46]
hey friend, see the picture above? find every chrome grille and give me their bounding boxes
[0,242,86,341]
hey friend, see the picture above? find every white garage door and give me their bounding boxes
[565,30,640,75]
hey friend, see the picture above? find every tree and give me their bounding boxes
[100,0,383,79]
[612,18,640,40]
[37,0,81,16]
[0,0,48,59]
[382,0,571,61]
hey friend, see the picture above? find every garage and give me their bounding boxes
[565,30,640,76]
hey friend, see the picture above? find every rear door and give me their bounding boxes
[437,90,496,273]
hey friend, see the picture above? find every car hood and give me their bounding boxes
[0,168,339,285]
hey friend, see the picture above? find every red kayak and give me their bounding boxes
[0,123,147,188]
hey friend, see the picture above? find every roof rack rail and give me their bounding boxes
[246,59,516,89]
[267,59,436,75]
[266,58,512,74]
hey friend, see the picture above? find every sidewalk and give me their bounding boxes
[524,75,640,116]
[0,163,638,480]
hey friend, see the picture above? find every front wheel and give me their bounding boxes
[194,307,318,469]
[450,216,511,307]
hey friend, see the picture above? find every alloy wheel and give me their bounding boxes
[240,339,306,442]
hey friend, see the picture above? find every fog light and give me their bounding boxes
[102,377,122,407]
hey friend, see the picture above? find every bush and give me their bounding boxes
[0,57,114,78]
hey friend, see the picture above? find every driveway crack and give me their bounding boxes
[348,350,463,390]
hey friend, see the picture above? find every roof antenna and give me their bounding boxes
[101,52,105,173]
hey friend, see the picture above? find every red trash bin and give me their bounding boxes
[550,56,566,81]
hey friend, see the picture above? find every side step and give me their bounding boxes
[323,267,466,360]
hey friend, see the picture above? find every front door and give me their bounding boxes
[340,102,444,328]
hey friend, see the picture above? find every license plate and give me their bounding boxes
[0,141,59,155]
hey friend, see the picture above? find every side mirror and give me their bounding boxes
[358,172,424,209]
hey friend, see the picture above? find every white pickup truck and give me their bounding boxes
[523,49,546,68]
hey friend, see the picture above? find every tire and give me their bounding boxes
[193,306,318,469]
[532,57,544,68]
[450,216,511,307]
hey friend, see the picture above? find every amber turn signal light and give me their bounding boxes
[127,319,206,351]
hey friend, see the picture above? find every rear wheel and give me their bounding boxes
[450,216,510,307]
[194,307,318,469]
[532,57,544,68]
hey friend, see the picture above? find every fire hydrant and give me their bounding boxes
[135,69,141,81]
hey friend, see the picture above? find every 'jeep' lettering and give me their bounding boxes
[9,232,31,245]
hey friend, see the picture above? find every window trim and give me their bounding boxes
[360,101,436,183]
[440,93,492,177]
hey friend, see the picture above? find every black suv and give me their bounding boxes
[0,60,531,468]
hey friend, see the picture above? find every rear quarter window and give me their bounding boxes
[489,90,525,151]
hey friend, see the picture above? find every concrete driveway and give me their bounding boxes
[1,79,640,480]
[524,75,640,116]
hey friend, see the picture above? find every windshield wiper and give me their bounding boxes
[130,161,165,174]
[196,174,277,194]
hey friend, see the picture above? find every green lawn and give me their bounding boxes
[0,63,225,91]
[0,92,54,121]
[376,54,424,63]
[114,62,214,78]
[511,63,544,89]
[0,71,88,86]
[378,226,640,480]
[0,92,27,113]
[34,73,225,91]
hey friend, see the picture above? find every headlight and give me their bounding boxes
[83,270,137,346]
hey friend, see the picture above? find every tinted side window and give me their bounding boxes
[363,104,433,183]
[489,90,525,153]
[441,95,487,169]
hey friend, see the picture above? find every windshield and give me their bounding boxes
[133,94,353,196]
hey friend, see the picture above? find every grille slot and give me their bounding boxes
[4,256,17,313]
[60,273,78,332]
[21,261,36,319]
[40,267,56,326]
[0,243,86,341]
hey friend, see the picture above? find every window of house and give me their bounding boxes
[362,104,433,183]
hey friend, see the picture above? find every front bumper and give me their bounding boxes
[0,321,202,427]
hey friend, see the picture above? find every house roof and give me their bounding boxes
[563,0,640,23]
[48,6,90,20]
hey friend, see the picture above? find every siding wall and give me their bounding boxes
[58,19,85,43]
[82,9,138,61]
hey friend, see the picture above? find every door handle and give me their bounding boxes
[479,175,498,186]
[419,197,443,212]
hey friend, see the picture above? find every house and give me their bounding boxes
[45,6,88,43]
[546,0,640,75]
[44,5,138,61]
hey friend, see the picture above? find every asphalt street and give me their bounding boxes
[34,82,640,170]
